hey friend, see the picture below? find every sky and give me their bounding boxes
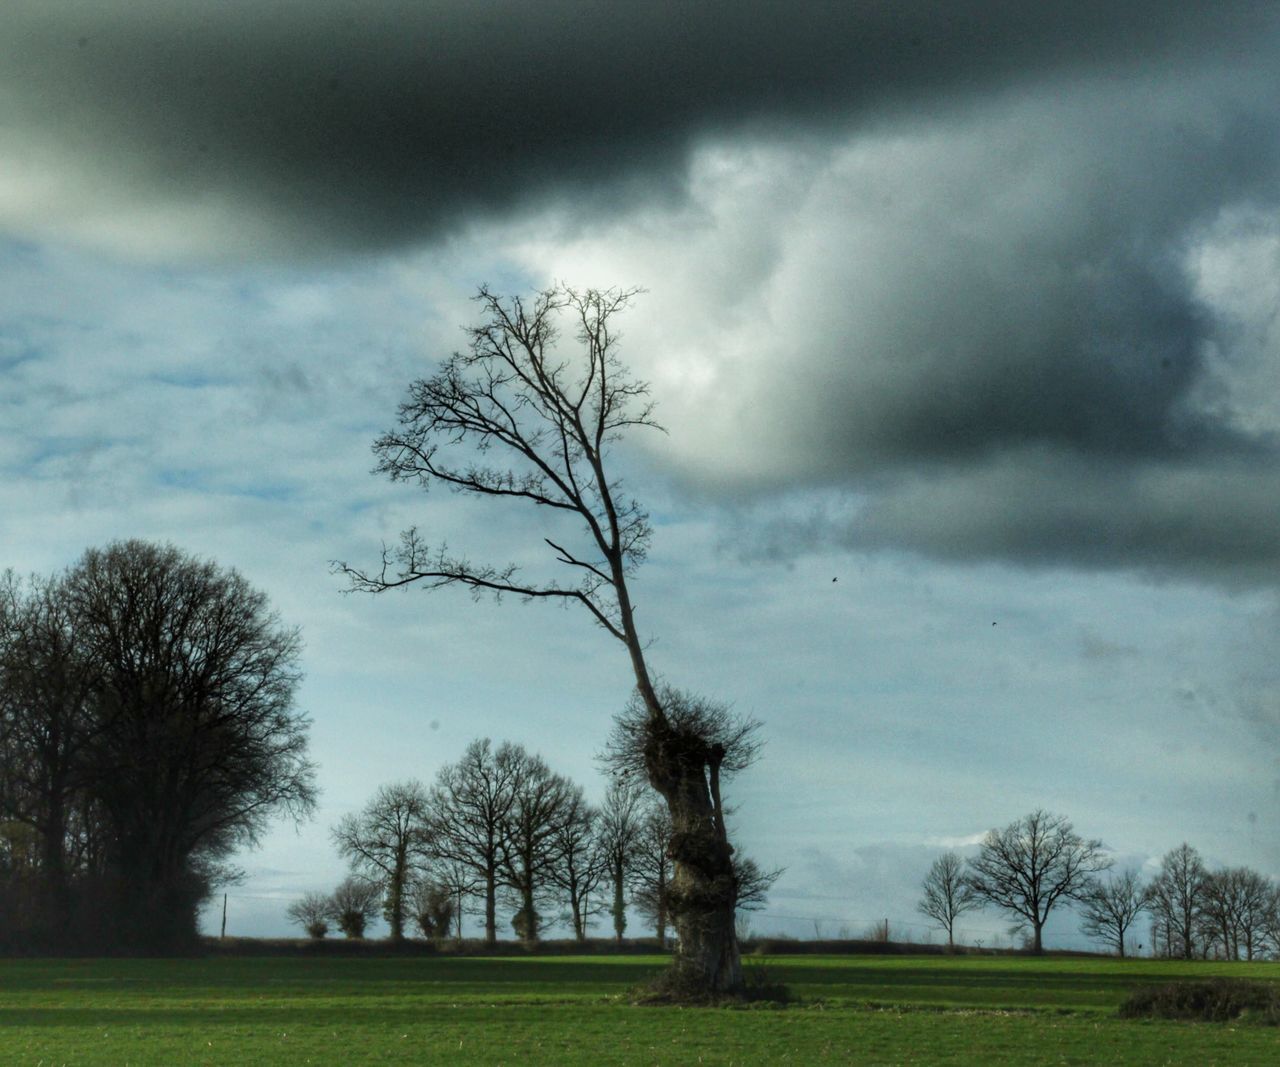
[2,2,1279,950]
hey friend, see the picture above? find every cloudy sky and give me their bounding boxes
[3,2,1279,948]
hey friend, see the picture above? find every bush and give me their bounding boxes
[1119,979,1280,1024]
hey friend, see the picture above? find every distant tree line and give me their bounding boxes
[291,737,778,945]
[918,811,1280,960]
[0,541,316,952]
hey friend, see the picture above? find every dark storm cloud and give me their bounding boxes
[2,1,1275,254]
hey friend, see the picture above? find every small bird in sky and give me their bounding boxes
[832,577,838,582]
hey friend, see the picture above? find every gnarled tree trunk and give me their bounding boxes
[644,717,742,994]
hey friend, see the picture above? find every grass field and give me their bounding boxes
[2,952,1279,1065]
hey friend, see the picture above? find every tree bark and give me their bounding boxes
[643,715,742,994]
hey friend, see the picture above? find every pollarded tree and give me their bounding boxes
[917,852,980,948]
[286,891,332,939]
[331,780,434,942]
[329,876,381,938]
[337,285,755,993]
[965,810,1110,954]
[1078,867,1148,957]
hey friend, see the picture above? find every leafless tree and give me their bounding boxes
[1147,843,1207,959]
[548,783,606,940]
[497,749,574,945]
[733,855,782,913]
[286,891,332,939]
[630,802,675,944]
[331,780,434,942]
[328,876,381,938]
[424,738,522,945]
[3,541,316,952]
[596,778,644,941]
[917,852,980,948]
[1078,867,1148,957]
[1199,866,1273,960]
[406,877,456,943]
[965,810,1110,954]
[337,285,756,992]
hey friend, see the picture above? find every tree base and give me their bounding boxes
[630,959,791,1007]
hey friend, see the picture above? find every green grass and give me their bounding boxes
[2,953,1279,1064]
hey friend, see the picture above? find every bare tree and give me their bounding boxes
[596,778,644,941]
[733,855,782,914]
[424,738,522,945]
[406,877,456,943]
[630,802,675,944]
[4,541,318,952]
[1078,868,1148,957]
[965,810,1110,954]
[286,892,332,939]
[1199,866,1273,961]
[337,285,755,992]
[917,852,980,948]
[498,749,574,945]
[548,783,606,941]
[331,780,434,942]
[1147,843,1206,959]
[328,876,381,938]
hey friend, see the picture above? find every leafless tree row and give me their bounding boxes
[918,813,1280,959]
[294,736,777,945]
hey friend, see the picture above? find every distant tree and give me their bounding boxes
[286,892,332,939]
[337,285,758,994]
[425,739,522,945]
[547,783,606,941]
[965,810,1110,954]
[407,878,456,943]
[0,542,316,951]
[1147,843,1207,959]
[497,750,574,945]
[1078,868,1148,957]
[331,780,433,942]
[733,855,782,914]
[328,876,381,939]
[595,779,644,941]
[917,852,980,948]
[630,803,675,944]
[1199,866,1273,961]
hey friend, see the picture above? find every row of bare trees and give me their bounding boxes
[291,736,776,945]
[918,813,1280,959]
[0,541,316,952]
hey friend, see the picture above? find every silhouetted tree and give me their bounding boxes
[2,543,315,950]
[595,779,644,941]
[630,803,675,944]
[965,810,1110,954]
[329,876,381,938]
[497,750,574,945]
[407,877,456,943]
[1078,868,1148,957]
[918,852,980,948]
[286,892,332,939]
[548,783,606,940]
[424,739,522,945]
[331,780,433,942]
[1199,866,1273,960]
[337,286,757,993]
[733,855,782,914]
[1147,843,1206,959]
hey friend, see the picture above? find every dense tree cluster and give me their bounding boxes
[918,814,1280,960]
[0,541,316,952]
[292,736,778,944]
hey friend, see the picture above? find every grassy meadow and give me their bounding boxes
[1,951,1278,1065]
